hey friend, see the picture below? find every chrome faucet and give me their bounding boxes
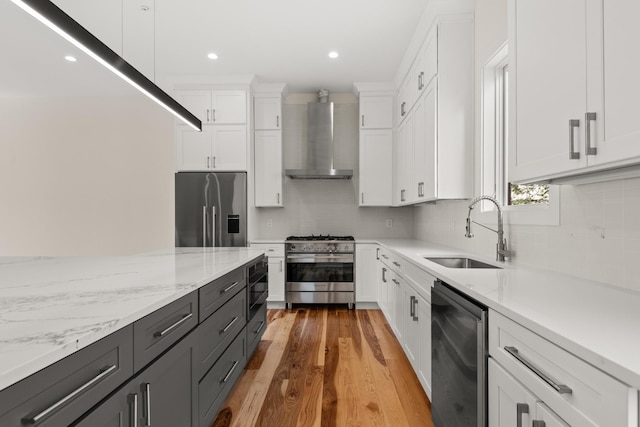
[465,195,511,262]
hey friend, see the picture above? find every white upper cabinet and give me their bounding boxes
[253,87,285,207]
[359,129,393,206]
[176,125,247,171]
[510,0,640,183]
[175,90,247,125]
[360,96,393,129]
[393,16,473,206]
[254,97,281,130]
[254,130,283,207]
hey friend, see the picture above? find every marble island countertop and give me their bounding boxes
[372,238,640,390]
[0,247,264,392]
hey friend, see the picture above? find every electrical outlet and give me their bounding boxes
[267,219,273,227]
[386,219,393,228]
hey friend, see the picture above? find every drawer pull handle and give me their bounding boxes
[143,383,151,426]
[128,393,138,427]
[391,279,400,285]
[255,321,265,334]
[516,403,529,427]
[221,281,240,294]
[154,313,193,338]
[22,365,117,424]
[504,346,573,394]
[393,261,401,267]
[220,360,240,384]
[220,316,239,334]
[381,254,389,259]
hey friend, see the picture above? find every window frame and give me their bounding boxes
[478,42,559,226]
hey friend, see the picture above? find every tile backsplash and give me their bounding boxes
[414,177,640,292]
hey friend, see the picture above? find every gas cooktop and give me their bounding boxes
[286,235,355,241]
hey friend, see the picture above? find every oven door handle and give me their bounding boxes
[286,254,354,263]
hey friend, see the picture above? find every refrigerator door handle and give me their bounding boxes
[202,206,207,247]
[211,206,216,247]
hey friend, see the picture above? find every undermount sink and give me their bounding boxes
[425,257,502,269]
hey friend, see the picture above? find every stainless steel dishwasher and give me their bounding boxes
[431,280,487,427]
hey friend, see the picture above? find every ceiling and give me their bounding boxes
[153,0,429,93]
[0,0,429,97]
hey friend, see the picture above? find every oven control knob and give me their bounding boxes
[290,245,295,250]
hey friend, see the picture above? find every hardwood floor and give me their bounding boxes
[211,307,434,427]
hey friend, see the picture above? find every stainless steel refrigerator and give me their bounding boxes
[175,172,247,247]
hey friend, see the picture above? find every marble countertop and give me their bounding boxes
[372,238,640,390]
[0,247,263,392]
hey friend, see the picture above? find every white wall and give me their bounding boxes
[413,0,640,292]
[0,96,175,255]
[250,93,414,240]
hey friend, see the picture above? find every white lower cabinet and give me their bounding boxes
[250,244,284,302]
[377,246,432,398]
[489,309,636,427]
[355,243,378,302]
[490,358,569,427]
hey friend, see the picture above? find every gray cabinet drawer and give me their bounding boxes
[0,326,133,427]
[247,304,267,357]
[133,292,198,371]
[198,330,246,427]
[195,289,246,379]
[199,268,245,322]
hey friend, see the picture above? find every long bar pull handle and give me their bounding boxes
[361,193,364,204]
[505,346,572,394]
[220,316,239,334]
[128,393,138,427]
[413,297,418,321]
[585,112,597,155]
[220,281,240,294]
[276,115,280,128]
[211,206,216,247]
[207,156,210,169]
[207,109,210,122]
[393,261,401,267]
[533,421,546,427]
[391,278,400,285]
[381,254,389,260]
[516,403,529,427]
[213,156,216,169]
[569,119,580,159]
[212,109,216,122]
[221,360,240,383]
[154,313,193,338]
[202,206,207,247]
[22,365,118,424]
[255,321,265,334]
[362,115,365,127]
[143,383,151,426]
[376,247,380,260]
[381,267,387,282]
[409,296,415,318]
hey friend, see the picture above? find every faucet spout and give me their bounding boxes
[465,195,511,262]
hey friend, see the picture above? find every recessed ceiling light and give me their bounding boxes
[207,52,218,60]
[328,51,339,59]
[64,55,77,62]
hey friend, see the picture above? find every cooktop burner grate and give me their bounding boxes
[286,235,355,241]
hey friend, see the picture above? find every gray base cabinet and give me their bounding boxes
[1,257,267,427]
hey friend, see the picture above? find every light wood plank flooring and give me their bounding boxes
[211,307,434,427]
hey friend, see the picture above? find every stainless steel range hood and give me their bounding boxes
[285,89,353,179]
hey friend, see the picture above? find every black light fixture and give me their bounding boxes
[10,0,202,132]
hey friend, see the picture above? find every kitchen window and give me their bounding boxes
[479,43,559,225]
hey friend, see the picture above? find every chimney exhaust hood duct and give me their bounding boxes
[285,89,353,179]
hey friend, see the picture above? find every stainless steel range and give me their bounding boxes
[285,235,355,309]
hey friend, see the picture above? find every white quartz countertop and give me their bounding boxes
[371,238,640,390]
[0,247,263,392]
